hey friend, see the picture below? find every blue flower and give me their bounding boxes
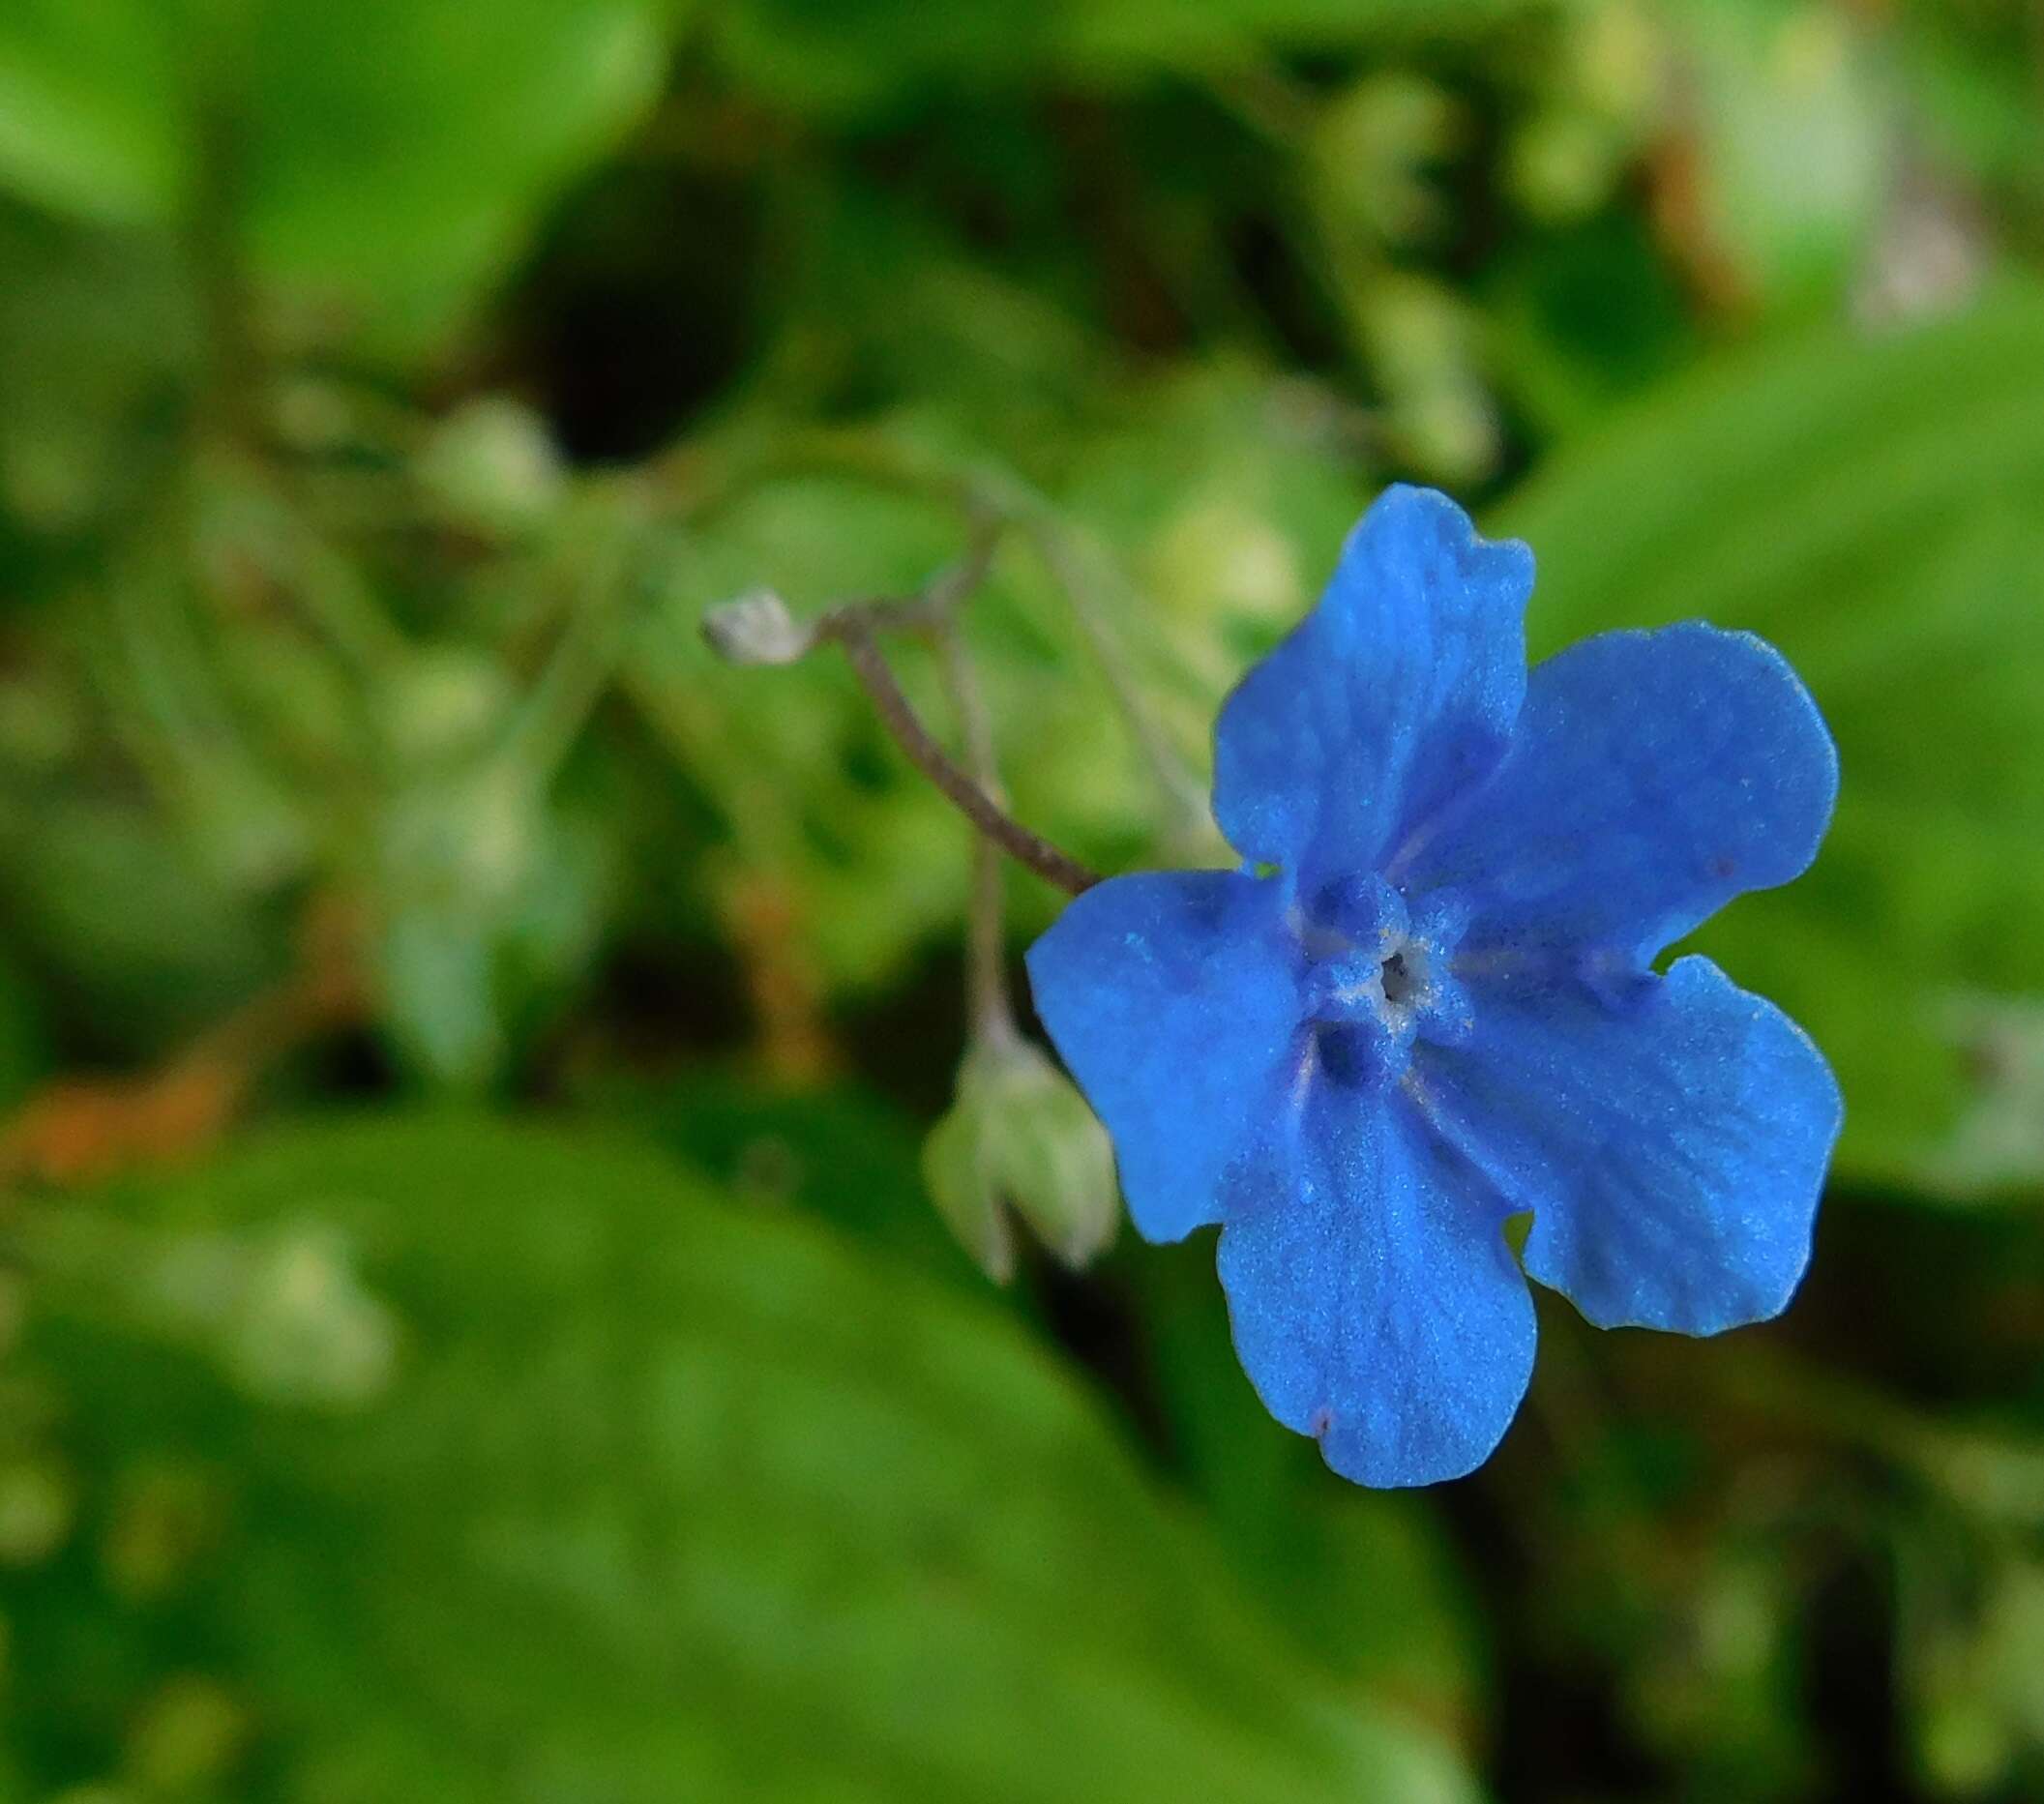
[1025,485,1842,1488]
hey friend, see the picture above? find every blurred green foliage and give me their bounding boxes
[0,0,2042,1799]
[13,1118,1473,1801]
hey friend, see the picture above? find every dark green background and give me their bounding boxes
[1,1,2041,1798]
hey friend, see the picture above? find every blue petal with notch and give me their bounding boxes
[1212,486,1534,891]
[1401,623,1838,964]
[1216,1083,1535,1487]
[1412,957,1842,1334]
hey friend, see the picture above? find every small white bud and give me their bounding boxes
[700,590,815,665]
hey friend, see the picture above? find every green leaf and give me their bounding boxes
[12,1116,1483,1802]
[611,1072,981,1285]
[0,0,677,359]
[0,0,190,224]
[1493,284,2044,1189]
[234,0,673,355]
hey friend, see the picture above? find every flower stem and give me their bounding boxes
[704,515,1104,898]
[935,621,1021,1041]
[825,613,1099,898]
[676,427,1209,856]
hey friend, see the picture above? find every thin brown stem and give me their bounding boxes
[828,616,1099,897]
[703,514,1103,896]
[936,623,1019,1040]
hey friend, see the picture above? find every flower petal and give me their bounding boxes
[1213,486,1533,889]
[1025,870,1301,1244]
[1217,1084,1535,1487]
[1403,623,1838,964]
[1414,956,1842,1334]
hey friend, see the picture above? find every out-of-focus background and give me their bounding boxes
[0,1,2040,1798]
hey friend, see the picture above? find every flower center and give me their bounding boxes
[1378,947,1416,1008]
[1305,933,1436,1031]
[1293,873,1471,1090]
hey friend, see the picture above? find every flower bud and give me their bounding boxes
[700,589,815,666]
[923,1035,1118,1282]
